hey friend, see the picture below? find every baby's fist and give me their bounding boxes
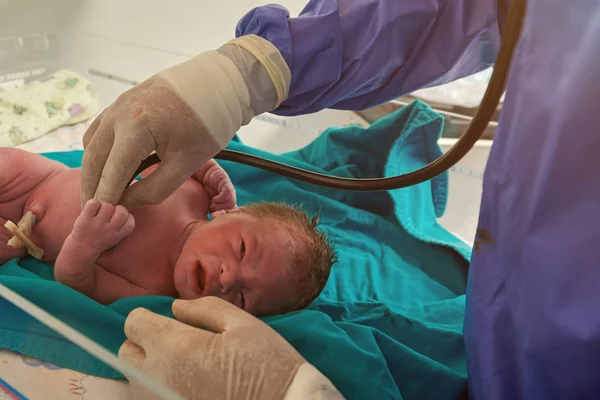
[203,165,237,213]
[71,200,135,253]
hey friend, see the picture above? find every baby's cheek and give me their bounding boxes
[262,258,300,312]
[176,243,195,262]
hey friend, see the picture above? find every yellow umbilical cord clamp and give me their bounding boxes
[4,220,44,260]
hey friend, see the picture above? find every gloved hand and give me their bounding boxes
[81,35,290,210]
[118,297,306,400]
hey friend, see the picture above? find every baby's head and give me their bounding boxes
[242,202,338,311]
[173,202,337,316]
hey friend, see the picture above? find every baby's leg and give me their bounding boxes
[0,149,62,263]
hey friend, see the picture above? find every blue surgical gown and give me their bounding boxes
[238,0,600,398]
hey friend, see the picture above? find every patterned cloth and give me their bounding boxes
[0,70,99,147]
[0,349,129,400]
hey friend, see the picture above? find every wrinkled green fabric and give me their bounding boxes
[0,100,472,400]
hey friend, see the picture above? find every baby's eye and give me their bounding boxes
[240,292,246,310]
[240,239,246,260]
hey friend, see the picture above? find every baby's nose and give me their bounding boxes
[219,264,240,294]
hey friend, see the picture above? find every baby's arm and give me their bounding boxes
[138,158,236,212]
[191,159,237,213]
[54,200,149,303]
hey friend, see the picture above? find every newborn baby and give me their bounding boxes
[0,148,336,316]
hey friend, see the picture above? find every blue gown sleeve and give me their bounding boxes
[236,0,506,116]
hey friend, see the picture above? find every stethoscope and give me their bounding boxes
[132,0,526,191]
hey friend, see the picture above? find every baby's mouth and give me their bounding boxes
[196,262,206,294]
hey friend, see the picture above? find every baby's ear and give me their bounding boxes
[210,206,245,219]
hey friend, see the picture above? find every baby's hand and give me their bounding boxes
[202,163,237,213]
[71,200,135,254]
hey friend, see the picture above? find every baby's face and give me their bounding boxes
[173,211,299,316]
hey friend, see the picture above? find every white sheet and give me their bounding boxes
[0,349,130,400]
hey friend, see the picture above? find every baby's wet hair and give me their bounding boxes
[241,202,337,311]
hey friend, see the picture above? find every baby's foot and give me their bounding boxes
[71,200,135,254]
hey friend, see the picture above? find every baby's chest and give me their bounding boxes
[96,205,192,293]
[97,230,177,294]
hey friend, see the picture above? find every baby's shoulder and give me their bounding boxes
[167,178,211,217]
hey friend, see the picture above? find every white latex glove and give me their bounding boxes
[81,35,290,210]
[118,297,344,400]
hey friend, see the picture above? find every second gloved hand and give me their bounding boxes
[81,35,290,210]
[118,297,306,400]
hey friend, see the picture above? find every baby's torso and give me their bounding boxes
[25,169,209,295]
